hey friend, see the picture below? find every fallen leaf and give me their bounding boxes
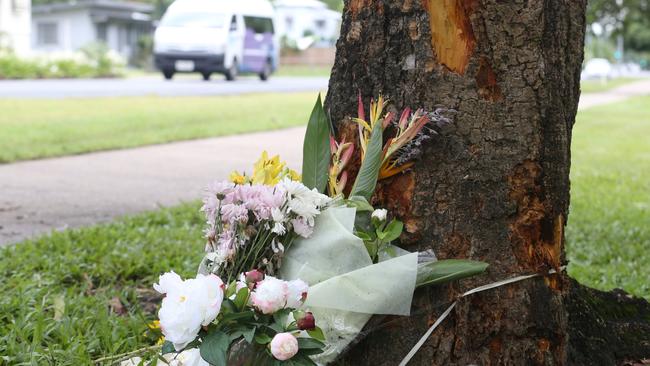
[53,294,65,321]
[108,297,127,316]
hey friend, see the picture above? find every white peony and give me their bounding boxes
[371,208,388,221]
[120,357,144,366]
[286,279,309,309]
[162,348,209,366]
[154,272,224,350]
[250,276,288,314]
[121,349,209,366]
[270,332,299,361]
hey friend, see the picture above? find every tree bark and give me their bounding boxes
[324,0,650,365]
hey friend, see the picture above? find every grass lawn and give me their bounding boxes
[566,96,650,298]
[273,65,332,77]
[0,92,318,163]
[1,97,648,364]
[580,77,644,93]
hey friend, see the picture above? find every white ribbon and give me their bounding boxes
[399,267,563,366]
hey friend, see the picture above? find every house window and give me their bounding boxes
[36,22,59,46]
[315,19,326,30]
[96,23,108,43]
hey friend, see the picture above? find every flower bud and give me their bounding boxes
[245,269,264,284]
[270,332,299,361]
[296,311,316,331]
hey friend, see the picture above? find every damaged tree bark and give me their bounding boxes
[324,0,650,364]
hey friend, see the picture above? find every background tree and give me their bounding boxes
[587,0,650,66]
[324,1,650,364]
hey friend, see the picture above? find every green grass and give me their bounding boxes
[0,203,205,365]
[580,77,644,93]
[1,96,648,364]
[566,96,650,298]
[0,93,318,163]
[273,65,331,77]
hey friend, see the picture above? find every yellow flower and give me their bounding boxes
[229,171,248,185]
[147,320,160,330]
[252,151,286,185]
[286,168,301,182]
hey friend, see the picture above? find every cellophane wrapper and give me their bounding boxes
[279,207,418,365]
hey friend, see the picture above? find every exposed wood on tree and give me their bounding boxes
[325,0,650,364]
[423,0,477,74]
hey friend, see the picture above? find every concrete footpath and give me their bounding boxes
[2,78,650,245]
[0,128,304,245]
[578,78,650,110]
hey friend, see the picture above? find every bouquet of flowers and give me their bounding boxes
[130,95,487,366]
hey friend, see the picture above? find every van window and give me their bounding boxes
[243,16,274,34]
[160,12,226,28]
[229,15,237,32]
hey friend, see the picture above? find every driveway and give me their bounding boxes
[0,76,329,99]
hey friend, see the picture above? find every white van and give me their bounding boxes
[153,0,278,81]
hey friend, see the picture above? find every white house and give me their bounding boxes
[0,0,31,54]
[31,0,153,62]
[273,0,340,47]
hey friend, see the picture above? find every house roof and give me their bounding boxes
[32,0,153,15]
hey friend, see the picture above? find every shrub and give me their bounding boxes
[0,43,125,80]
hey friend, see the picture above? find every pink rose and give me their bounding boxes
[270,332,299,361]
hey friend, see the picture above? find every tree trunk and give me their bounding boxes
[324,1,650,365]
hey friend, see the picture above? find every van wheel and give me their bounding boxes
[225,60,238,81]
[259,61,271,81]
[163,69,174,80]
[201,72,211,81]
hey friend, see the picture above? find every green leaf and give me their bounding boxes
[161,341,175,354]
[297,337,325,350]
[355,230,373,241]
[233,287,249,310]
[363,240,378,260]
[225,281,238,298]
[273,308,291,329]
[345,195,374,212]
[254,332,273,345]
[416,259,489,288]
[293,352,320,364]
[200,330,230,366]
[299,348,325,357]
[242,326,256,343]
[349,122,383,200]
[221,299,237,313]
[220,310,255,323]
[301,94,331,193]
[306,327,325,342]
[380,219,403,243]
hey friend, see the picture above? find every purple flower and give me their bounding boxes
[220,203,249,224]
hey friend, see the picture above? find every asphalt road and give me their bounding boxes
[0,76,329,99]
